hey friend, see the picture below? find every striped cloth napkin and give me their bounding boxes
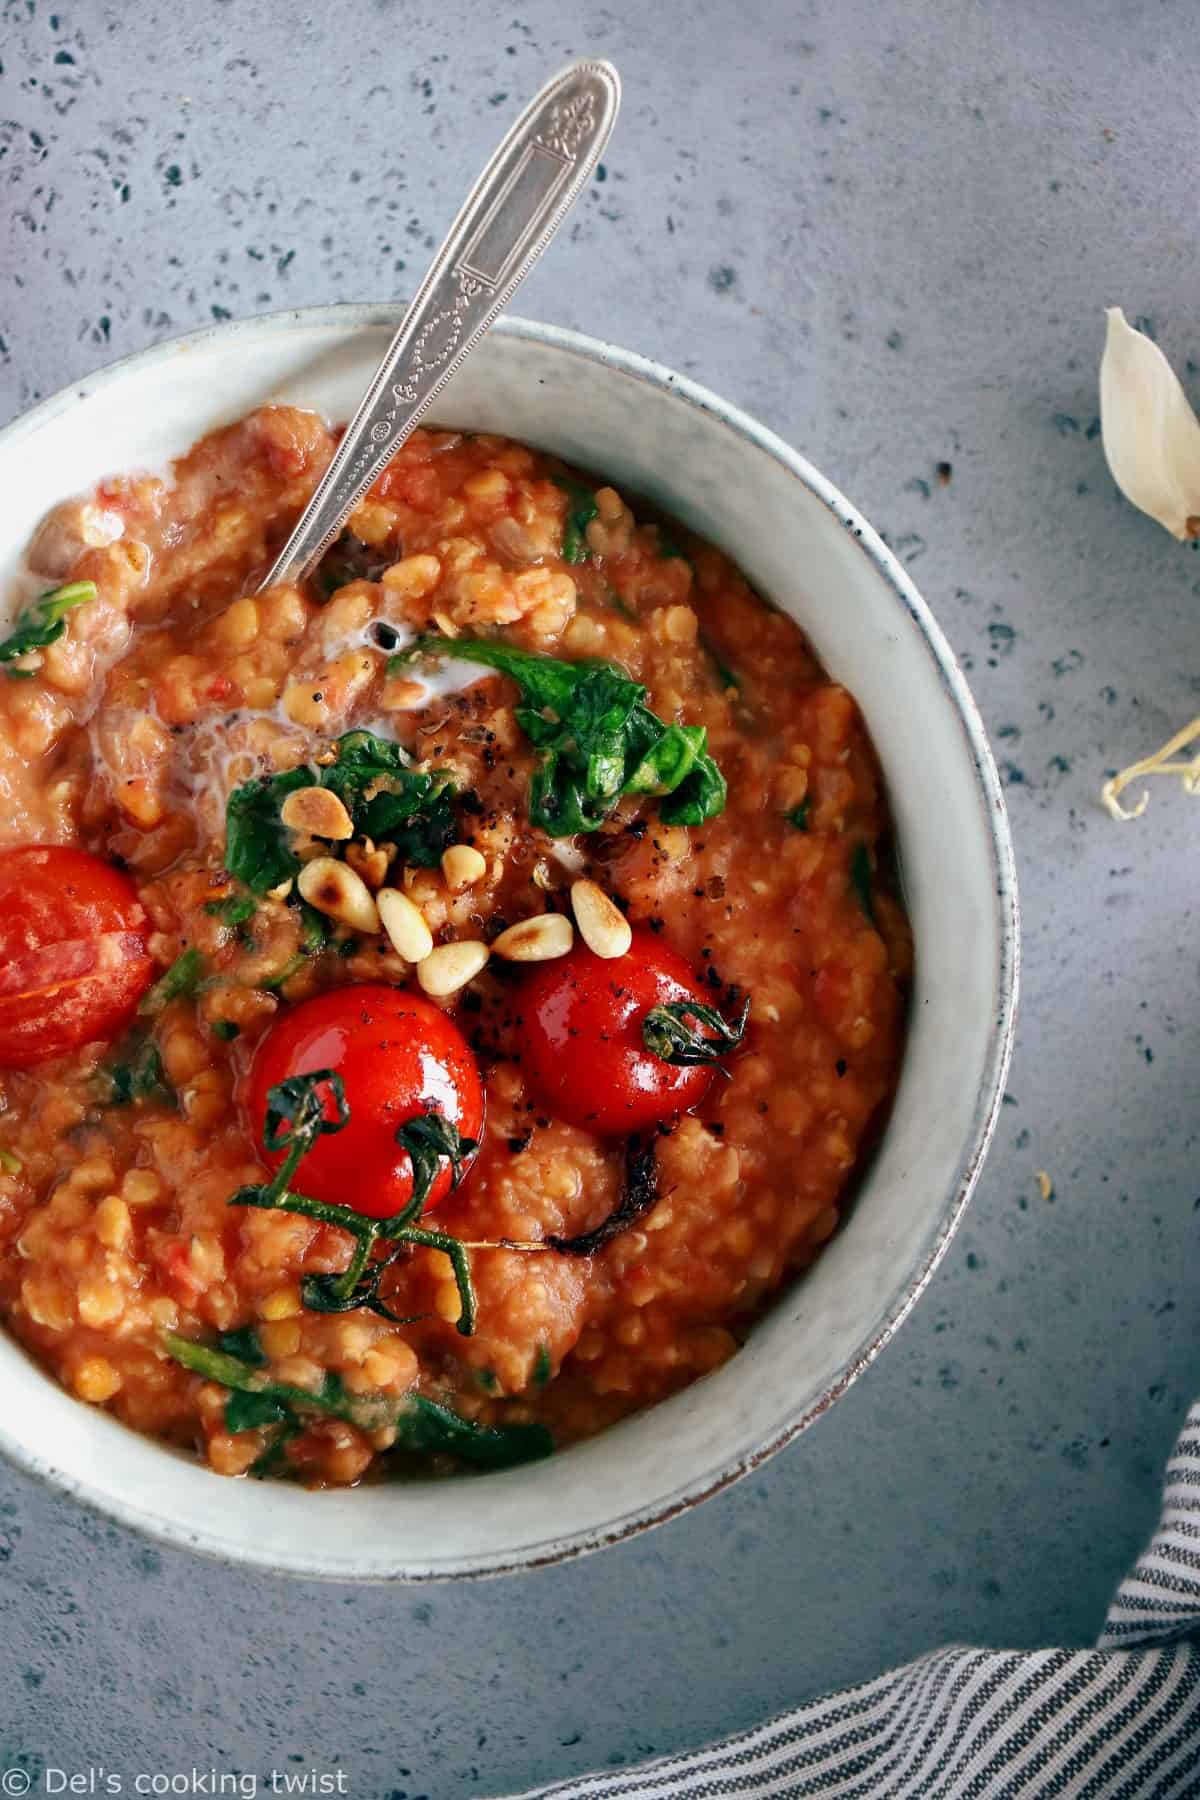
[508,1403,1200,1799]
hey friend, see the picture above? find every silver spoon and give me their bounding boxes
[258,59,620,592]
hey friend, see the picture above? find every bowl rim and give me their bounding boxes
[0,303,1020,1577]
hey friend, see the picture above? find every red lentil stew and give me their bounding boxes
[0,407,911,1485]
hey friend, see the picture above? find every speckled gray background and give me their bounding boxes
[1,0,1198,1793]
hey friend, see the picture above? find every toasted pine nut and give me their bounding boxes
[297,857,380,934]
[441,844,487,892]
[377,887,434,962]
[570,879,632,959]
[492,913,574,962]
[417,939,489,996]
[346,838,392,891]
[280,785,354,841]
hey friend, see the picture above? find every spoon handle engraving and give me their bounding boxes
[259,59,620,591]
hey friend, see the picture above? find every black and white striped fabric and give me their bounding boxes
[509,1405,1200,1799]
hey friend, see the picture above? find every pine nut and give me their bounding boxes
[280,785,354,841]
[441,844,487,892]
[492,913,574,962]
[417,940,489,996]
[377,887,434,962]
[297,857,380,934]
[346,838,392,890]
[570,879,632,959]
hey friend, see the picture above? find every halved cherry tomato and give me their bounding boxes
[0,846,154,1067]
[246,984,484,1219]
[515,929,720,1136]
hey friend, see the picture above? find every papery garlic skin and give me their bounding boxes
[1100,307,1200,540]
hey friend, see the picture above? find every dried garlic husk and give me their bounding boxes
[1100,307,1200,540]
[1098,309,1200,819]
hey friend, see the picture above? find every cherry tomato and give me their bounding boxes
[515,929,720,1136]
[0,845,154,1068]
[246,984,484,1219]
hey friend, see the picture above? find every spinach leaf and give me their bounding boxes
[217,1326,267,1366]
[212,1020,241,1043]
[235,898,330,993]
[317,728,417,802]
[97,1037,174,1107]
[661,750,727,827]
[161,1332,551,1470]
[625,715,703,797]
[258,952,307,993]
[225,1389,290,1433]
[223,731,457,894]
[163,1333,393,1433]
[320,730,456,866]
[294,898,333,954]
[137,948,206,1018]
[850,842,876,925]
[203,893,257,930]
[553,475,599,564]
[396,1395,553,1469]
[225,766,312,894]
[249,1423,301,1478]
[0,580,97,674]
[396,637,726,836]
[788,797,810,831]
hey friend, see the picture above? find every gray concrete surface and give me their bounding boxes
[2,0,1199,1793]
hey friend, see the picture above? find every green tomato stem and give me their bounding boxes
[403,1227,478,1336]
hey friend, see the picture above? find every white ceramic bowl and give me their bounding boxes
[0,307,1017,1579]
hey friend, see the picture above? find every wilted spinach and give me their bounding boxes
[553,475,599,564]
[161,1331,551,1470]
[0,580,97,675]
[223,730,457,895]
[391,637,726,836]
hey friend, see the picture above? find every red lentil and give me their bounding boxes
[0,408,911,1484]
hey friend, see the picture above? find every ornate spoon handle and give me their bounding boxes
[258,59,620,591]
